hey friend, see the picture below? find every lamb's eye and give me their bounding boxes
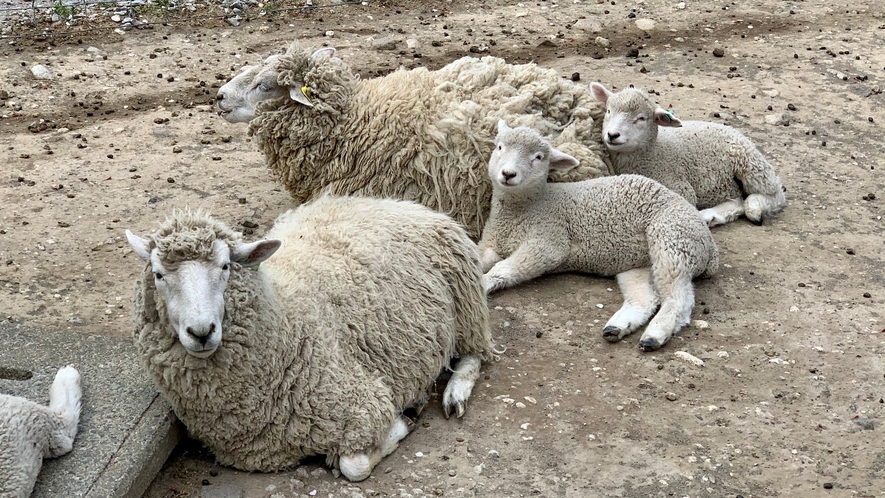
[257,82,273,92]
[535,153,544,161]
[222,263,230,271]
[154,272,164,281]
[636,116,647,122]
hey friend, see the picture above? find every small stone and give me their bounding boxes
[635,18,655,31]
[573,18,602,33]
[111,14,121,22]
[823,482,834,489]
[764,114,789,126]
[713,48,725,57]
[406,39,421,50]
[31,64,55,80]
[571,72,580,81]
[372,37,397,50]
[594,36,611,48]
[172,146,182,153]
[863,292,871,298]
[666,392,678,401]
[846,248,855,255]
[167,177,175,183]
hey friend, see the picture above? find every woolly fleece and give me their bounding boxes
[249,44,613,238]
[131,198,493,472]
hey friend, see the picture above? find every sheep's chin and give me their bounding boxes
[217,108,255,124]
[184,346,218,359]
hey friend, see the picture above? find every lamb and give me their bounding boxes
[479,120,719,351]
[590,82,786,227]
[126,197,495,481]
[0,366,82,498]
[216,44,614,237]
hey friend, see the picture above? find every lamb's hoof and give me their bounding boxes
[638,338,663,351]
[746,215,764,226]
[602,326,623,342]
[443,401,466,420]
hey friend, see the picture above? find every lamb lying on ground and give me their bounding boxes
[590,82,786,227]
[479,120,718,350]
[216,44,613,237]
[126,199,494,481]
[0,366,82,498]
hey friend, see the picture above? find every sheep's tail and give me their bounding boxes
[48,365,82,444]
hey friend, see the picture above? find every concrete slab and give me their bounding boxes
[0,321,180,498]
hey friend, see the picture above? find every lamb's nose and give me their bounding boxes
[502,170,516,180]
[186,322,216,344]
[215,93,224,102]
[607,131,620,141]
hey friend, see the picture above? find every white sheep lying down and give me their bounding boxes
[480,121,719,351]
[0,366,81,498]
[216,44,613,237]
[126,198,494,481]
[590,82,786,227]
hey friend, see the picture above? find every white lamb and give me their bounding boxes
[590,82,786,227]
[479,120,719,351]
[0,366,82,498]
[126,198,494,481]
[216,44,613,237]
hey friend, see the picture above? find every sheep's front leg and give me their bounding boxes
[339,416,413,482]
[483,241,567,294]
[603,268,660,342]
[699,198,744,227]
[478,245,503,274]
[46,365,81,457]
[442,355,481,419]
[638,273,695,351]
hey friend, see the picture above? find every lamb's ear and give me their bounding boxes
[232,239,282,267]
[590,82,612,105]
[548,147,580,171]
[310,47,336,61]
[654,107,682,127]
[126,230,152,262]
[289,85,315,107]
[497,119,511,135]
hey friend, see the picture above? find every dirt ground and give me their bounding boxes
[2,0,884,497]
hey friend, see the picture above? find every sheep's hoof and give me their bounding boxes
[638,338,663,351]
[602,326,623,342]
[746,215,764,226]
[443,401,466,420]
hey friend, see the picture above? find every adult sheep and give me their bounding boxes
[0,366,82,498]
[126,198,494,481]
[216,44,613,237]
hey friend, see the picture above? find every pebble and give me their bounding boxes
[764,113,789,126]
[111,14,121,22]
[635,18,655,31]
[573,18,602,33]
[713,48,725,57]
[665,392,678,401]
[31,64,55,80]
[372,37,397,50]
[594,36,611,48]
[406,38,421,50]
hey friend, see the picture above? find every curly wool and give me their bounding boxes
[132,198,493,472]
[250,45,613,237]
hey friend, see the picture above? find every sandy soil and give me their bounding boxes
[2,0,884,497]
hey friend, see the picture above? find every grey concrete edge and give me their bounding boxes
[85,393,182,498]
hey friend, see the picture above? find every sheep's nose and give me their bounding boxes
[215,93,224,101]
[607,131,620,141]
[186,322,216,344]
[501,170,516,180]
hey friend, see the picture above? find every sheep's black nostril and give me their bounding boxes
[209,323,216,334]
[216,93,224,101]
[502,171,516,180]
[607,132,620,141]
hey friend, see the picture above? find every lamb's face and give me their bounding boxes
[489,120,580,191]
[216,54,288,123]
[599,90,658,153]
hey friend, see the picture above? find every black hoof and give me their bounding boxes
[747,216,764,226]
[602,325,622,342]
[638,338,662,351]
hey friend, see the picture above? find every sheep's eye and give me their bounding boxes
[636,116,647,122]
[535,153,544,161]
[222,263,230,271]
[257,82,273,92]
[497,144,502,151]
[154,272,164,281]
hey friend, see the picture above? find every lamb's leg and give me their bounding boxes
[441,355,482,419]
[735,157,787,224]
[483,243,567,294]
[339,416,413,482]
[638,273,695,352]
[478,246,503,273]
[46,365,81,458]
[602,268,660,342]
[699,198,744,227]
[744,190,786,225]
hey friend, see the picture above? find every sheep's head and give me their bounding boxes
[590,82,682,153]
[489,120,579,191]
[216,46,337,123]
[126,212,281,358]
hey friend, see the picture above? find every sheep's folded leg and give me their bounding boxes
[339,416,413,482]
[699,197,744,228]
[442,355,482,419]
[744,191,785,225]
[603,268,660,342]
[638,274,694,351]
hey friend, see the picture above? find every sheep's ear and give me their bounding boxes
[654,107,682,127]
[497,119,511,135]
[548,147,580,171]
[590,82,612,104]
[126,230,152,262]
[289,86,315,107]
[232,239,282,267]
[310,47,336,61]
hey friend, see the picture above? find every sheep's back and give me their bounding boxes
[262,196,491,408]
[0,396,51,498]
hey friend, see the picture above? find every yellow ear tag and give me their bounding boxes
[300,86,313,105]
